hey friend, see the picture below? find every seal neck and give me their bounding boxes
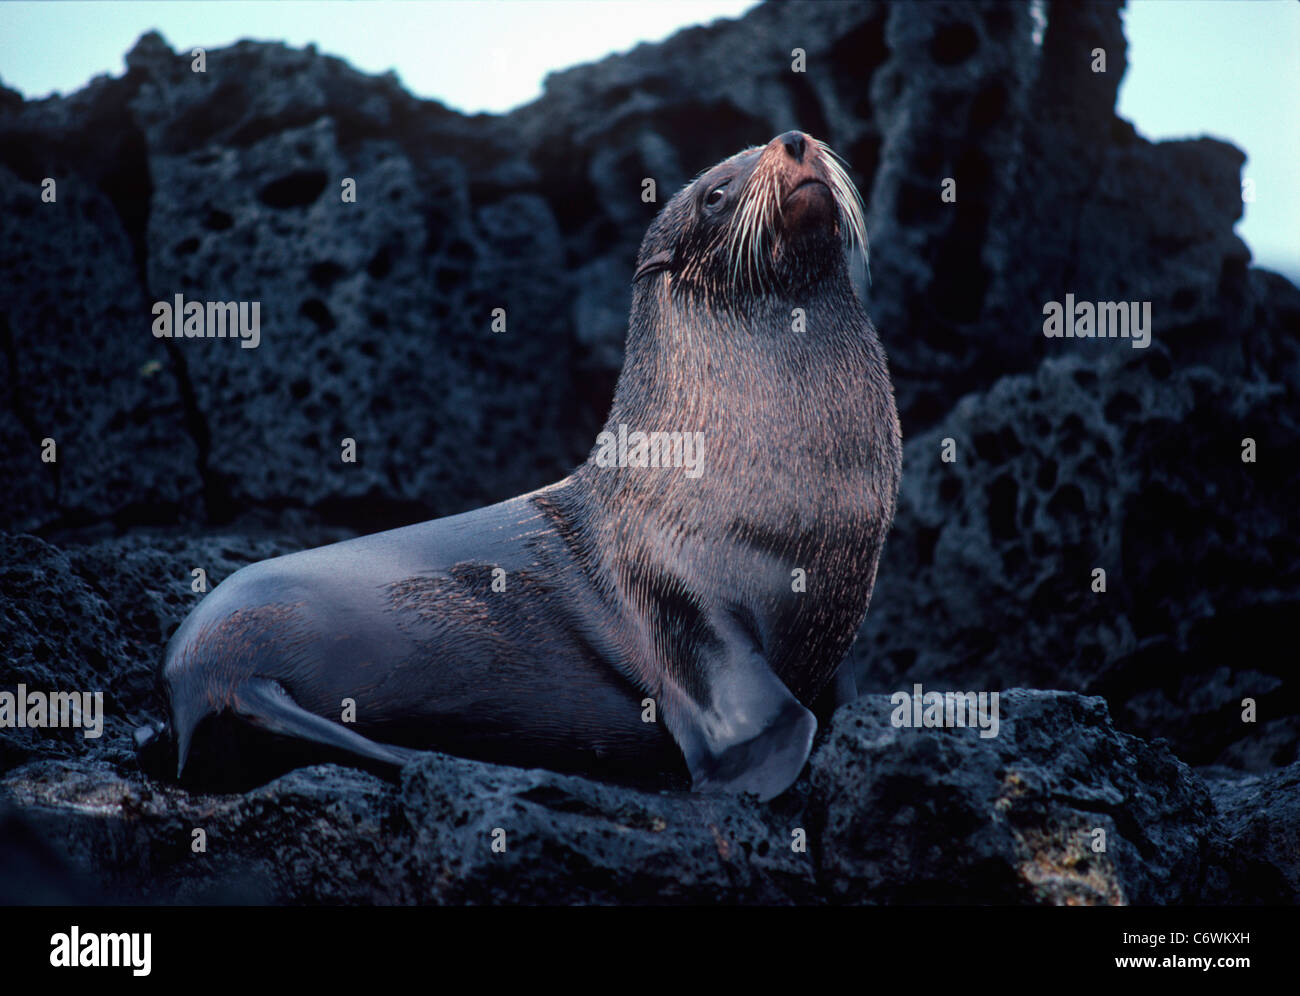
[605,274,877,424]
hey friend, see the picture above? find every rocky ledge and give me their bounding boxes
[2,691,1292,904]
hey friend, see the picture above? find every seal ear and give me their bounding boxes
[633,250,675,282]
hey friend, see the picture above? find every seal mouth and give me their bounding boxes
[792,177,829,193]
[785,178,831,202]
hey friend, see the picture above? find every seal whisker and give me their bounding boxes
[819,144,869,264]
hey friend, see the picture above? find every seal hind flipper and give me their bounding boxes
[664,649,816,802]
[228,678,426,770]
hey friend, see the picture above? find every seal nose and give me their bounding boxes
[779,131,807,163]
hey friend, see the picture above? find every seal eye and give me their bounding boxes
[704,182,729,211]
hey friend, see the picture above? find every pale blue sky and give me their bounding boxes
[1,0,1295,279]
[1116,1,1298,280]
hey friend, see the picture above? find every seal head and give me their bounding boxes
[633,130,868,297]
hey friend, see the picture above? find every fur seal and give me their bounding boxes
[149,131,901,800]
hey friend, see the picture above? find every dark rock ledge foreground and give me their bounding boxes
[1,0,1296,903]
[2,692,1294,905]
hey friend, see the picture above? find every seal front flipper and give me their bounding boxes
[662,648,816,802]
